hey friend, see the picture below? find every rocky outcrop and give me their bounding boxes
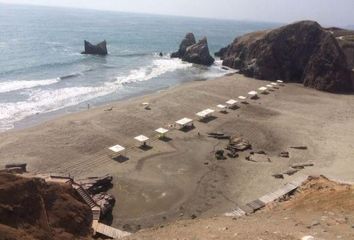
[171,33,196,58]
[77,175,113,194]
[172,33,215,66]
[92,193,115,216]
[81,40,108,55]
[217,21,353,93]
[0,173,92,240]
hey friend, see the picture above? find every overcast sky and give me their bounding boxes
[1,0,353,26]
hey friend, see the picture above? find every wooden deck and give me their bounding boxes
[225,175,309,218]
[96,223,131,239]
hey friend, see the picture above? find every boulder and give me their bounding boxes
[77,175,113,194]
[92,192,115,216]
[228,135,251,151]
[172,34,215,66]
[217,21,353,93]
[81,40,108,55]
[182,37,215,66]
[171,33,196,58]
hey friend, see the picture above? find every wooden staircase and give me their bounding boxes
[72,182,130,239]
[73,184,97,209]
[38,175,130,239]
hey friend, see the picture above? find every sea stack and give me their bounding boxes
[81,40,108,55]
[216,21,353,93]
[172,33,215,66]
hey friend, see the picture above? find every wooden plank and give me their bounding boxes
[224,207,245,217]
[96,223,131,239]
[240,204,254,214]
[246,199,265,211]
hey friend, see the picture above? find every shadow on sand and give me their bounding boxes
[138,145,153,151]
[199,116,218,124]
[113,155,130,163]
[179,125,195,133]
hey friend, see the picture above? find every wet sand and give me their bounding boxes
[0,73,354,231]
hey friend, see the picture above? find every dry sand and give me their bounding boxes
[0,74,354,231]
[125,176,354,240]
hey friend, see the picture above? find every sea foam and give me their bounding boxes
[0,78,60,93]
[0,58,193,131]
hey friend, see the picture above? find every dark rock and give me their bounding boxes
[283,168,299,176]
[217,21,353,93]
[291,163,314,169]
[272,174,284,179]
[208,132,231,140]
[215,150,226,160]
[227,150,239,158]
[81,40,108,55]
[171,33,196,58]
[172,33,215,66]
[279,151,290,158]
[290,146,308,150]
[77,175,113,194]
[182,37,215,66]
[91,192,115,216]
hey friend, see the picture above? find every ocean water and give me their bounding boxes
[0,4,278,131]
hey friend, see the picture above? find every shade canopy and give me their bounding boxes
[175,118,193,126]
[155,128,169,134]
[217,104,227,109]
[248,91,258,95]
[109,144,125,153]
[226,99,238,105]
[238,96,247,100]
[134,135,149,142]
[258,87,267,91]
[196,108,215,118]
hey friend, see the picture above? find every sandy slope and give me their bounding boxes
[0,74,353,231]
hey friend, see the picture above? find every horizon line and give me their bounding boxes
[0,1,288,26]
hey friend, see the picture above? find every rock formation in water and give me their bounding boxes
[171,33,196,58]
[216,21,353,93]
[172,33,215,66]
[81,40,108,55]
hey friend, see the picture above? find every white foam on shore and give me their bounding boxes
[0,58,193,131]
[114,58,192,85]
[0,78,60,93]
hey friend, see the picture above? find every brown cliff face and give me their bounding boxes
[217,21,353,93]
[0,173,92,240]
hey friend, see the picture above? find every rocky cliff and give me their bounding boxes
[216,21,353,93]
[0,173,92,240]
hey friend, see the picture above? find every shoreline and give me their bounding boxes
[1,73,354,231]
[6,73,223,134]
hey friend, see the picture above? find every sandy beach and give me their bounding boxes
[1,73,354,231]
